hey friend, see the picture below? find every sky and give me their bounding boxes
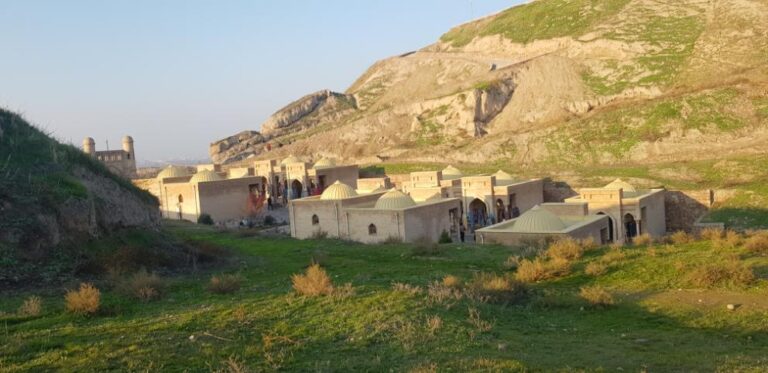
[0,0,521,163]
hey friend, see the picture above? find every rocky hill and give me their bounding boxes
[0,109,160,284]
[211,0,768,168]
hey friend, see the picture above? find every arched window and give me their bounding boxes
[368,224,377,235]
[311,214,319,225]
[177,194,184,203]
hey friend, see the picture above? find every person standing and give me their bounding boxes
[267,195,273,211]
[459,224,466,243]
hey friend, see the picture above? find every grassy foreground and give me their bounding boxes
[1,222,768,372]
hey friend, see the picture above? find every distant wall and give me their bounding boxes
[665,190,713,232]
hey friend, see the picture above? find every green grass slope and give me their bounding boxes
[1,222,767,371]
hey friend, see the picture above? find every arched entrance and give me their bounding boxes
[495,199,506,221]
[468,198,488,229]
[624,213,638,241]
[291,179,303,200]
[597,212,614,242]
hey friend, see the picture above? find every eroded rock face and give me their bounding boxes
[261,90,357,135]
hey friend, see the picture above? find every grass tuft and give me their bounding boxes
[65,283,100,315]
[291,264,333,296]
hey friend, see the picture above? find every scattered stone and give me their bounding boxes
[189,335,195,341]
[497,343,508,351]
[727,304,737,311]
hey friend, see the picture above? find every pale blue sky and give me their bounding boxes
[0,1,520,162]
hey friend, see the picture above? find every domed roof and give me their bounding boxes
[493,170,514,181]
[157,165,191,180]
[313,157,336,168]
[511,206,567,233]
[320,181,358,200]
[605,178,636,192]
[122,135,134,143]
[189,170,224,183]
[442,165,463,179]
[83,137,95,145]
[281,156,302,165]
[375,189,417,209]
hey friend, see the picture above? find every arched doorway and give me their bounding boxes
[177,195,184,220]
[624,213,638,241]
[597,212,614,242]
[291,179,303,200]
[468,199,488,229]
[495,199,506,221]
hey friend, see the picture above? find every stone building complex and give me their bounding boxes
[82,136,137,179]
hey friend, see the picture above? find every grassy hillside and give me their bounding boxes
[1,222,767,371]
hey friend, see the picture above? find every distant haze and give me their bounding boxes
[0,0,520,162]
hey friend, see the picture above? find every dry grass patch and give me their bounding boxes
[585,261,609,276]
[18,296,42,317]
[119,269,165,302]
[65,283,100,315]
[426,315,443,335]
[426,281,464,305]
[466,272,527,304]
[669,231,695,245]
[687,260,755,288]
[467,307,494,333]
[579,285,614,307]
[699,227,724,241]
[292,264,333,296]
[633,233,653,246]
[545,238,584,261]
[515,257,571,283]
[502,255,521,270]
[442,275,462,288]
[744,231,768,254]
[713,230,743,250]
[208,274,243,294]
[392,282,423,295]
[601,248,627,266]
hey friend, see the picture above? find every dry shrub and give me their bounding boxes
[233,305,247,324]
[546,238,584,261]
[392,282,423,295]
[579,285,614,307]
[515,257,571,283]
[466,272,527,304]
[65,283,100,315]
[214,355,251,373]
[503,255,521,270]
[18,296,42,317]
[442,275,462,288]
[669,231,695,245]
[119,269,165,302]
[426,315,443,335]
[291,264,333,296]
[609,242,624,251]
[467,307,494,332]
[580,237,598,251]
[744,231,768,254]
[585,261,608,276]
[687,260,755,288]
[208,274,243,294]
[426,281,464,305]
[699,227,723,241]
[713,230,743,250]
[409,362,438,373]
[601,248,627,265]
[633,233,653,246]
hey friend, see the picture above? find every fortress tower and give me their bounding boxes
[82,135,138,179]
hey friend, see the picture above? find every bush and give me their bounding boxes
[579,285,614,307]
[292,264,333,296]
[438,230,452,244]
[545,238,584,261]
[18,296,42,317]
[515,257,571,283]
[263,215,276,226]
[744,231,768,254]
[699,227,723,241]
[713,230,742,250]
[687,260,755,288]
[668,231,695,245]
[197,213,214,225]
[579,237,598,251]
[585,261,608,276]
[65,283,101,315]
[633,233,653,246]
[466,272,527,304]
[208,274,243,294]
[503,255,521,270]
[442,275,462,288]
[119,269,165,302]
[601,248,627,265]
[411,238,442,256]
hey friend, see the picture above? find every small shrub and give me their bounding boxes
[699,227,723,241]
[208,274,243,294]
[687,260,755,288]
[232,305,247,324]
[633,233,653,246]
[502,255,521,270]
[669,231,695,245]
[426,281,463,305]
[744,231,768,254]
[515,257,571,283]
[65,283,101,315]
[466,272,527,304]
[580,237,598,251]
[601,248,627,265]
[426,315,443,334]
[579,285,614,307]
[713,230,743,250]
[442,275,462,288]
[438,230,452,244]
[18,296,42,317]
[545,238,584,261]
[467,307,494,332]
[263,215,276,226]
[585,261,608,276]
[392,282,423,295]
[292,264,333,296]
[411,238,442,256]
[609,242,624,251]
[197,213,214,225]
[119,269,165,302]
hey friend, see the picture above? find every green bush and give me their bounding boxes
[438,230,452,244]
[263,215,276,226]
[197,213,214,225]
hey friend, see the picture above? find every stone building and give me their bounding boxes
[563,179,666,243]
[289,182,461,244]
[82,136,137,179]
[249,156,359,203]
[476,203,610,246]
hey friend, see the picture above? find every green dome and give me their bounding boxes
[375,189,416,209]
[157,165,190,180]
[320,181,358,200]
[511,206,566,233]
[189,170,224,183]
